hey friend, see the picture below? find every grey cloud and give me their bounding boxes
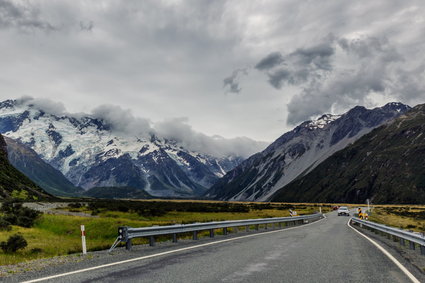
[285,36,408,124]
[255,52,284,71]
[291,42,335,70]
[0,0,57,32]
[254,40,335,90]
[17,96,66,116]
[155,118,266,158]
[79,20,94,32]
[223,68,248,94]
[91,105,153,138]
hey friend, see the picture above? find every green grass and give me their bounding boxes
[0,202,322,265]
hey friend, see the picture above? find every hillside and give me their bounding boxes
[4,137,83,197]
[83,186,153,199]
[271,104,425,204]
[206,103,410,201]
[0,134,51,200]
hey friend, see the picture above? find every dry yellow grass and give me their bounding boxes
[368,206,425,232]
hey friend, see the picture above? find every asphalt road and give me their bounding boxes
[13,212,422,283]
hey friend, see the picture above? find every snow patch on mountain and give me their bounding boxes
[0,99,255,197]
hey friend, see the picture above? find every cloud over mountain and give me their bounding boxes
[15,97,266,158]
[251,34,425,124]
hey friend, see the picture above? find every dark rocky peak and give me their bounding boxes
[330,102,410,145]
[0,110,30,133]
[381,102,411,113]
[0,99,17,109]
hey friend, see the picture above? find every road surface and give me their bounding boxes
[10,212,423,283]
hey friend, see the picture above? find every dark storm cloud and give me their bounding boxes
[0,0,56,32]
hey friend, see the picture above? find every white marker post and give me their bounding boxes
[319,207,322,213]
[81,225,87,255]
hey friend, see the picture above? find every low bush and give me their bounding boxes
[0,200,41,228]
[0,217,11,231]
[0,234,28,253]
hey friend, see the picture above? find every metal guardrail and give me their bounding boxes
[351,217,425,255]
[109,213,323,252]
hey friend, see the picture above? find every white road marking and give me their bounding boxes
[347,218,420,283]
[22,216,327,283]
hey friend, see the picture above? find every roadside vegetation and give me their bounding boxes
[368,205,425,232]
[0,200,325,266]
[5,199,424,267]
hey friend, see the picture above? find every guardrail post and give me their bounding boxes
[209,229,214,238]
[264,224,268,230]
[223,227,228,235]
[279,223,282,229]
[172,233,178,243]
[193,231,198,240]
[409,241,415,250]
[149,236,155,247]
[420,245,425,255]
[255,224,259,231]
[246,225,249,232]
[400,238,405,246]
[126,239,132,250]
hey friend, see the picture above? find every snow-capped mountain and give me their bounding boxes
[0,99,245,197]
[205,102,411,201]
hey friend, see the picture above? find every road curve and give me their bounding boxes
[13,212,422,283]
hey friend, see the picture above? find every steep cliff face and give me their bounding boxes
[206,103,410,201]
[271,104,425,204]
[0,134,51,200]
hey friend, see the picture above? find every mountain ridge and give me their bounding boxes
[205,102,411,201]
[0,133,52,200]
[0,99,249,197]
[271,104,425,204]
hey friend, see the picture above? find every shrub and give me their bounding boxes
[0,200,41,228]
[0,217,11,231]
[0,234,28,253]
[68,202,83,209]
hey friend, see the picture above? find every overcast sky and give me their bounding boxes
[1,0,425,143]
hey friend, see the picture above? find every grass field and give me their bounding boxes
[0,200,323,266]
[368,205,425,232]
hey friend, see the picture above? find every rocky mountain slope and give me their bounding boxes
[83,186,153,199]
[0,134,51,200]
[4,136,83,197]
[0,99,246,197]
[206,102,410,201]
[271,104,425,204]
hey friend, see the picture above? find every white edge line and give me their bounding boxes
[347,218,420,283]
[22,216,327,283]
